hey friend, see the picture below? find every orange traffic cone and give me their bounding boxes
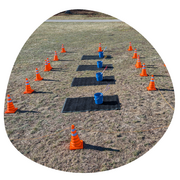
[164,64,166,67]
[70,125,83,150]
[132,48,137,59]
[61,44,66,53]
[147,75,157,91]
[5,94,18,114]
[135,55,143,68]
[23,78,34,94]
[128,42,133,51]
[35,68,43,81]
[97,43,102,52]
[140,63,148,76]
[44,60,50,71]
[47,58,52,70]
[53,51,59,61]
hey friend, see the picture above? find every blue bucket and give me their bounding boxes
[94,92,103,104]
[97,61,103,68]
[99,51,104,58]
[96,72,103,81]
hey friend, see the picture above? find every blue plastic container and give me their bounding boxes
[97,61,103,68]
[96,72,103,81]
[94,92,103,104]
[99,51,104,58]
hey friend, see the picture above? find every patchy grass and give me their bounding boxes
[4,19,175,173]
[134,150,142,156]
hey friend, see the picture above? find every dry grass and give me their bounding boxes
[4,20,175,173]
[49,10,116,20]
[49,15,117,20]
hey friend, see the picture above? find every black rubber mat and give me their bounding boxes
[76,64,113,71]
[81,55,112,60]
[61,95,120,113]
[71,76,115,87]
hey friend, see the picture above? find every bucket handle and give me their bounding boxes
[102,65,108,74]
[97,73,102,78]
[101,55,107,62]
[94,93,103,101]
[96,65,108,78]
[94,84,110,101]
[103,46,107,52]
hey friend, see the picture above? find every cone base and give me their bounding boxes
[132,56,137,59]
[147,87,157,91]
[5,107,18,114]
[70,140,83,150]
[48,66,52,70]
[61,51,66,53]
[53,59,59,61]
[140,73,148,77]
[35,78,43,81]
[135,65,143,68]
[23,89,34,94]
[128,47,133,51]
[44,69,51,71]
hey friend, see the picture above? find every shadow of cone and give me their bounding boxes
[70,125,83,150]
[23,78,34,94]
[5,94,18,114]
[128,42,133,51]
[132,48,137,59]
[140,63,148,76]
[97,43,102,52]
[147,75,157,91]
[135,55,143,68]
[47,58,52,70]
[35,68,43,81]
[53,51,59,61]
[61,44,66,53]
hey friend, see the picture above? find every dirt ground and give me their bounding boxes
[4,16,175,172]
